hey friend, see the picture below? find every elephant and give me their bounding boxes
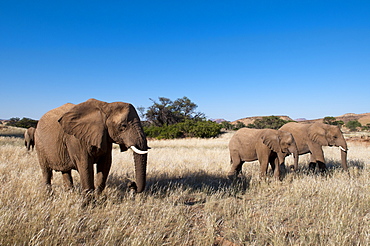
[280,122,348,172]
[35,98,148,196]
[228,128,298,180]
[24,127,36,151]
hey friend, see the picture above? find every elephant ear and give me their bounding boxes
[308,125,328,146]
[58,99,108,149]
[261,132,281,153]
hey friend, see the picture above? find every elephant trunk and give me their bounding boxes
[131,123,148,193]
[133,152,147,193]
[292,148,299,171]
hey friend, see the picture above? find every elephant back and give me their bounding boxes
[35,103,75,164]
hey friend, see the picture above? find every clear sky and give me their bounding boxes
[1,0,369,121]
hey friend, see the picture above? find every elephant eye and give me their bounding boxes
[120,123,127,129]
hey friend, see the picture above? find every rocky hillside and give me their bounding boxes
[231,115,293,126]
[298,113,370,125]
[232,113,370,126]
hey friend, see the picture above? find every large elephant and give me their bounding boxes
[228,128,298,180]
[35,98,148,196]
[280,122,348,172]
[24,127,36,151]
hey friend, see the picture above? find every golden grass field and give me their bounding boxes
[0,127,369,245]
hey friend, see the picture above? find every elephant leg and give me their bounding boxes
[259,155,269,179]
[95,155,112,195]
[308,153,317,171]
[228,155,244,180]
[310,145,327,174]
[41,166,53,193]
[270,157,280,180]
[317,161,327,173]
[77,161,95,194]
[62,171,73,190]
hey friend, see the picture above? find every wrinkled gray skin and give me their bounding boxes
[24,127,36,151]
[35,99,148,196]
[280,122,348,172]
[228,128,298,180]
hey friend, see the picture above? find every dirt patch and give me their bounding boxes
[346,135,370,146]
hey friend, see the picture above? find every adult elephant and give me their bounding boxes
[35,98,148,196]
[228,128,298,180]
[24,127,36,151]
[280,122,348,172]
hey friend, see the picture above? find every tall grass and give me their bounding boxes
[0,132,369,245]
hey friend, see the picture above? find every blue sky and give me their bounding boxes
[1,0,369,121]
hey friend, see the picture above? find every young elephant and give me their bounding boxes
[228,128,298,180]
[24,127,36,151]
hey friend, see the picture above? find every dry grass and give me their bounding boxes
[0,131,369,245]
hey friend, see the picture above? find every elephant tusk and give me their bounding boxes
[130,146,148,155]
[339,146,347,152]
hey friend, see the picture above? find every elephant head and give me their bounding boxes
[58,99,148,193]
[262,130,299,169]
[308,123,348,171]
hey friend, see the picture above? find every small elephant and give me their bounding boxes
[228,128,298,180]
[280,122,348,172]
[24,127,36,151]
[35,99,149,196]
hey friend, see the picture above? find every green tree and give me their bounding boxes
[234,121,246,130]
[246,123,256,128]
[323,116,344,126]
[346,120,362,131]
[145,97,205,127]
[220,121,235,130]
[144,120,221,139]
[6,117,38,128]
[252,116,291,130]
[362,123,370,131]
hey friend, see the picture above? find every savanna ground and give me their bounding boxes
[0,126,369,245]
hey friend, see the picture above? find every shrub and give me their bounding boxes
[323,116,344,126]
[220,121,235,130]
[144,120,222,139]
[234,121,246,130]
[251,116,291,130]
[346,120,362,131]
[6,117,38,129]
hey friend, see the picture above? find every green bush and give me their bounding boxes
[234,121,246,130]
[220,121,235,130]
[346,120,362,131]
[144,120,222,139]
[6,117,38,128]
[250,116,292,130]
[323,116,344,126]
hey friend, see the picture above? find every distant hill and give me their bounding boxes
[210,119,227,124]
[231,113,370,126]
[298,113,370,125]
[295,118,307,122]
[231,115,293,126]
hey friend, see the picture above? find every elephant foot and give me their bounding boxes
[227,171,242,181]
[81,190,95,208]
[308,162,316,170]
[317,161,328,174]
[128,181,137,200]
